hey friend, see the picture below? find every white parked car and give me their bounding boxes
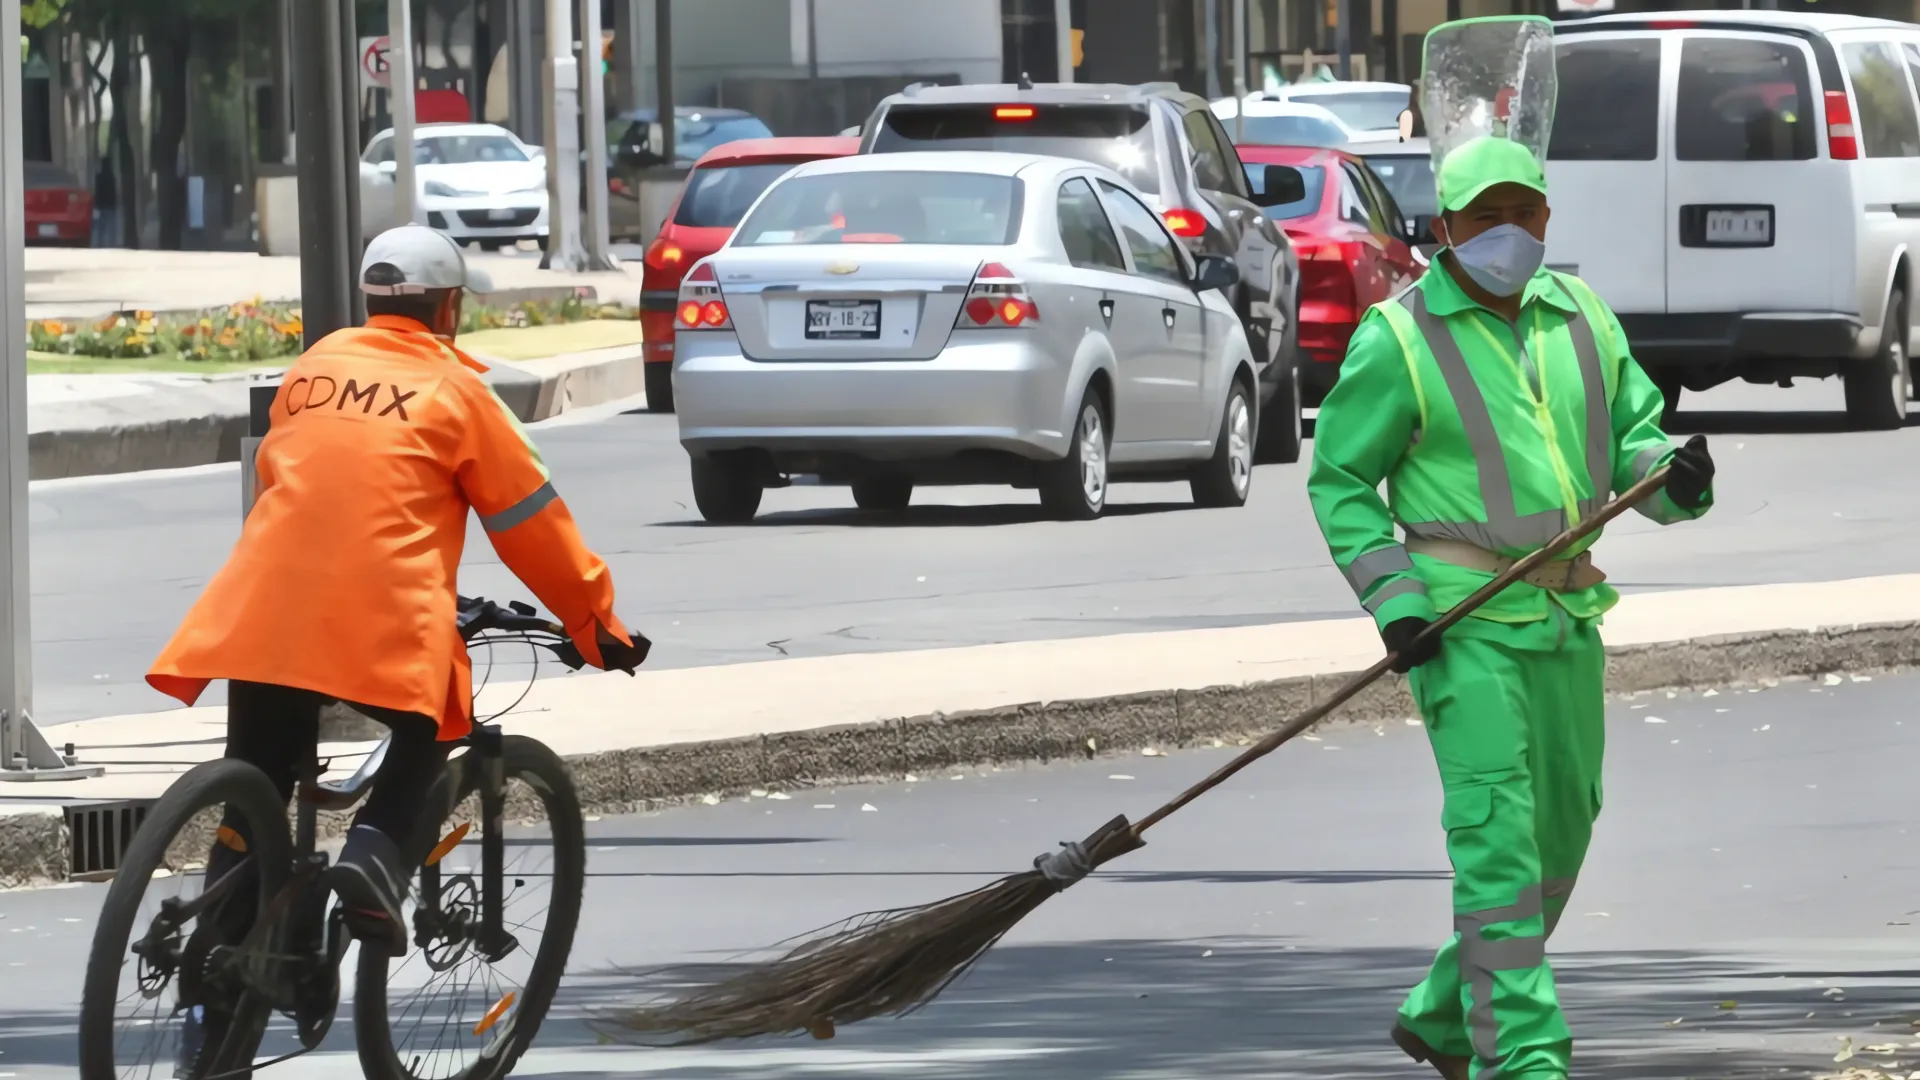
[671,151,1261,523]
[360,123,550,250]
[1210,97,1388,148]
[1237,81,1413,137]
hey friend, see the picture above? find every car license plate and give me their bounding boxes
[487,208,517,222]
[805,299,881,340]
[35,224,58,238]
[1702,207,1772,246]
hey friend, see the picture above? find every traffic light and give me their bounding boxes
[1071,28,1083,68]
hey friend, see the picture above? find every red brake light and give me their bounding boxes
[965,297,996,324]
[700,300,729,327]
[645,238,685,271]
[977,262,1016,280]
[687,261,717,282]
[677,301,703,327]
[1163,208,1206,238]
[994,105,1036,121]
[957,262,1038,328]
[1825,90,1859,160]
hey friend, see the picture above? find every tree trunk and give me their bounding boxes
[107,20,142,249]
[146,21,191,250]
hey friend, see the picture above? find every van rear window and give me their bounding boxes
[1675,37,1816,162]
[1550,38,1661,161]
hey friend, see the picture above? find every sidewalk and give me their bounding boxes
[3,573,1916,885]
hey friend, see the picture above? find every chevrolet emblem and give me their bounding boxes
[825,261,859,275]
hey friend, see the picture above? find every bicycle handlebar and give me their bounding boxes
[457,595,588,670]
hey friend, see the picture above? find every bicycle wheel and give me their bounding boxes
[354,734,586,1080]
[79,758,293,1080]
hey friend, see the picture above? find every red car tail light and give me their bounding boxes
[994,105,1037,121]
[956,261,1040,328]
[1825,90,1859,160]
[675,261,732,330]
[645,237,685,271]
[1162,207,1206,238]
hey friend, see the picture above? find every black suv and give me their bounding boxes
[855,81,1307,463]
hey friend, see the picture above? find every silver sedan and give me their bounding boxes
[671,151,1261,523]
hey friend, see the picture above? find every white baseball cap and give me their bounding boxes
[359,224,496,296]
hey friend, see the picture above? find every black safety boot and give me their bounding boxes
[1392,1022,1472,1080]
[324,825,412,954]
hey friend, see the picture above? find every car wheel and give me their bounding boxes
[1845,287,1909,431]
[689,455,762,524]
[851,476,913,512]
[1038,388,1110,521]
[1190,380,1255,509]
[644,361,675,413]
[1254,360,1303,464]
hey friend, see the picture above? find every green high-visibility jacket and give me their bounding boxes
[1307,261,1711,630]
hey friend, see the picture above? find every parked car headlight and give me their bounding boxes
[513,182,546,194]
[423,180,480,198]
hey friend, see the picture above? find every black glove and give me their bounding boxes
[1381,616,1441,674]
[1664,434,1714,511]
[597,630,652,676]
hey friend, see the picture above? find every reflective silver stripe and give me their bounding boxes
[1363,576,1428,614]
[1628,443,1690,523]
[1565,305,1614,505]
[1455,883,1549,1070]
[1631,443,1669,482]
[480,481,559,533]
[1542,876,1577,936]
[1345,544,1415,596]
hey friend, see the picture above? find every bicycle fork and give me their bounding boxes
[471,724,518,964]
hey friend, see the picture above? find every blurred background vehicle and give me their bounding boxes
[856,80,1305,463]
[671,153,1260,523]
[607,108,778,240]
[638,136,859,412]
[25,160,93,248]
[1239,82,1414,138]
[1240,143,1421,408]
[1350,136,1438,259]
[1210,97,1368,149]
[360,122,549,250]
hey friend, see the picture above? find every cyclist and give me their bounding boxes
[146,224,644,1071]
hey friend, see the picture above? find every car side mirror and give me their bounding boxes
[1250,164,1307,208]
[1192,253,1240,292]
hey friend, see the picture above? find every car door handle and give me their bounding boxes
[1162,307,1177,329]
[1099,298,1115,324]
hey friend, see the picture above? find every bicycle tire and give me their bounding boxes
[353,734,586,1080]
[79,758,293,1080]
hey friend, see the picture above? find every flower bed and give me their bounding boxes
[28,295,638,365]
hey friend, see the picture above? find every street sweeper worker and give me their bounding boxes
[1305,17,1716,1080]
[147,223,645,1073]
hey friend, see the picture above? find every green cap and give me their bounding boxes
[1435,135,1547,213]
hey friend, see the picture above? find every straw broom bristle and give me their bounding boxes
[599,813,1145,1045]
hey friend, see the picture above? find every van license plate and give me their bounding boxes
[805,299,881,340]
[1703,208,1772,246]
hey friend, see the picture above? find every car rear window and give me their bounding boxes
[1675,36,1816,162]
[733,170,1023,246]
[1286,89,1409,132]
[416,134,529,164]
[23,160,77,189]
[1241,162,1325,220]
[1361,153,1435,218]
[674,162,799,228]
[1234,113,1349,149]
[1550,38,1661,161]
[871,103,1160,194]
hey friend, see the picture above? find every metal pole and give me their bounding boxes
[541,0,588,270]
[295,0,354,346]
[580,0,618,268]
[513,0,541,141]
[390,0,419,225]
[277,0,296,163]
[1336,0,1352,80]
[339,0,366,323]
[655,0,674,163]
[1053,0,1073,83]
[1233,0,1247,142]
[806,0,819,81]
[0,0,96,780]
[1203,0,1221,98]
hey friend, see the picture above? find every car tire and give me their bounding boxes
[690,455,762,524]
[1845,287,1909,431]
[1191,379,1255,509]
[1038,387,1110,521]
[477,239,505,253]
[851,476,913,512]
[1255,360,1303,464]
[644,361,675,413]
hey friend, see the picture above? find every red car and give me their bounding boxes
[1238,145,1422,405]
[25,161,92,247]
[638,136,859,412]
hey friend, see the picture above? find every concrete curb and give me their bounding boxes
[478,343,648,424]
[4,619,1916,889]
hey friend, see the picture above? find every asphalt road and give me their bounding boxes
[31,377,1920,723]
[2,671,1916,1077]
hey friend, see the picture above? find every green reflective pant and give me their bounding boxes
[1396,614,1606,1080]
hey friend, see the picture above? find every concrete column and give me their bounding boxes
[1054,0,1074,83]
[541,0,588,270]
[390,0,421,225]
[512,0,542,141]
[580,0,618,268]
[296,0,356,345]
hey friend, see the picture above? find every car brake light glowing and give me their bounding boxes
[700,300,729,326]
[1646,18,1694,28]
[676,260,732,329]
[956,261,1039,328]
[1825,90,1859,160]
[994,105,1036,120]
[677,301,703,327]
[1162,208,1206,238]
[645,238,684,271]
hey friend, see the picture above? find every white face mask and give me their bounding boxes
[1449,223,1546,298]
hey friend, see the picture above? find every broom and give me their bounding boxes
[607,467,1673,1046]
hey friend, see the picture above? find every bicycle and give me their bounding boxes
[79,596,627,1080]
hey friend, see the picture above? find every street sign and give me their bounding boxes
[1555,0,1615,12]
[360,34,391,89]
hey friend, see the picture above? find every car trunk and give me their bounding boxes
[707,246,991,362]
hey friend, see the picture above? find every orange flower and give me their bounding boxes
[275,318,303,336]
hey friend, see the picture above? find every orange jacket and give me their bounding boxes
[149,315,631,739]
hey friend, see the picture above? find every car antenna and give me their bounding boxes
[1017,71,1034,90]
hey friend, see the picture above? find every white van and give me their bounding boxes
[1547,11,1920,429]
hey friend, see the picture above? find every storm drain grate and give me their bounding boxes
[66,800,155,880]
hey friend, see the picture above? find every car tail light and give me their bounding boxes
[676,260,732,330]
[645,237,685,271]
[1825,90,1859,160]
[994,105,1036,121]
[1162,207,1207,238]
[955,261,1039,328]
[1296,242,1363,343]
[1646,18,1694,28]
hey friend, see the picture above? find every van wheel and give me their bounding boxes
[851,476,913,512]
[1255,360,1303,464]
[1191,380,1255,509]
[1845,287,1910,431]
[690,455,762,524]
[1038,388,1109,521]
[644,361,675,413]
